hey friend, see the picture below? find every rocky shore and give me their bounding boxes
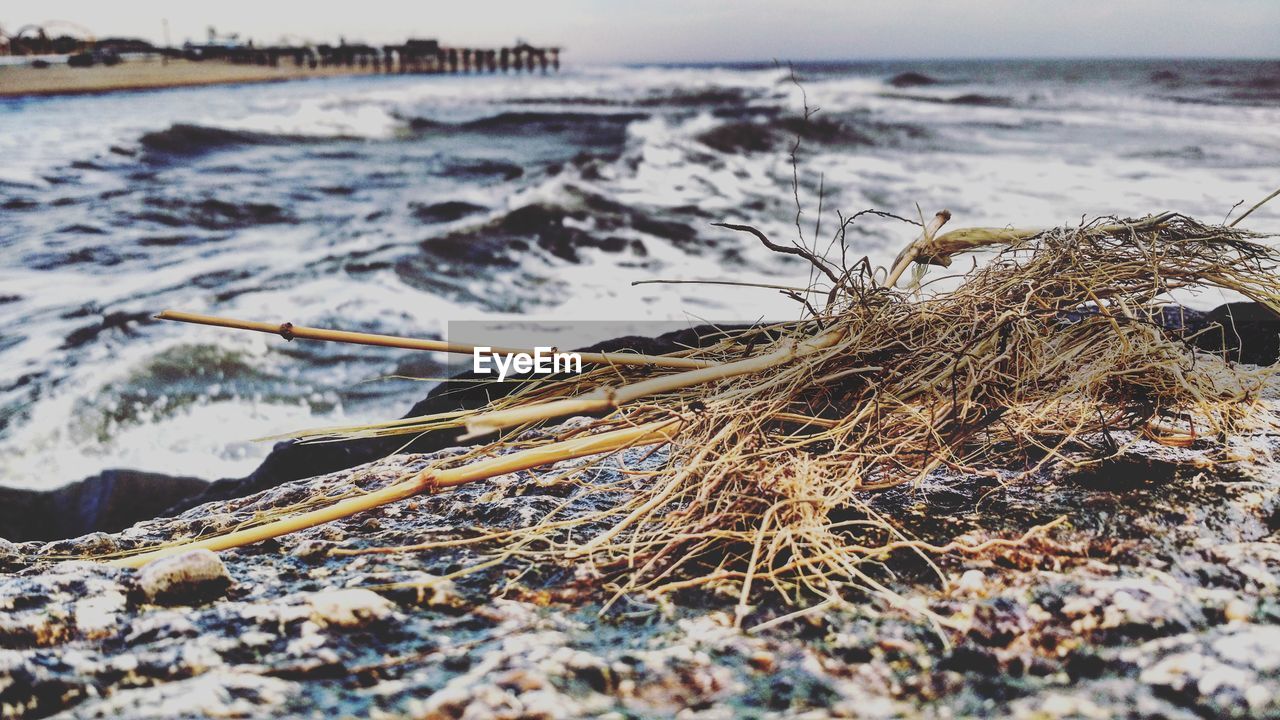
[2,371,1279,718]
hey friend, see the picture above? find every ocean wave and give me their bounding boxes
[133,196,295,230]
[456,110,651,131]
[887,71,940,88]
[24,244,143,271]
[419,195,679,266]
[4,60,1280,492]
[410,200,489,224]
[505,87,753,108]
[137,107,653,162]
[60,311,154,350]
[1,197,38,211]
[394,196,696,311]
[440,158,524,181]
[390,186,706,312]
[696,113,927,154]
[880,92,1015,108]
[139,123,340,155]
[1207,75,1280,91]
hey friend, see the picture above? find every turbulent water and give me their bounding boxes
[1,59,1277,489]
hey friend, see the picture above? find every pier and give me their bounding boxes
[176,38,561,76]
[0,24,561,97]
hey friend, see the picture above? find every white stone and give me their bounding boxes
[954,569,986,595]
[307,588,394,628]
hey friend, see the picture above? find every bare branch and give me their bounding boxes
[712,222,842,287]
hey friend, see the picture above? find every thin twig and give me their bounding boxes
[1228,186,1280,228]
[156,310,713,369]
[712,222,842,286]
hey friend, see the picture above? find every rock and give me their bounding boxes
[0,373,1275,718]
[74,590,129,639]
[747,649,776,673]
[67,671,294,718]
[0,538,18,567]
[138,549,232,605]
[288,539,333,561]
[1224,598,1253,623]
[307,588,394,628]
[0,470,207,542]
[1138,627,1280,716]
[954,569,987,596]
[1193,302,1280,365]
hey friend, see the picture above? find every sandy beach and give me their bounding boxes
[0,57,383,97]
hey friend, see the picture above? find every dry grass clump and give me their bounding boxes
[110,212,1280,627]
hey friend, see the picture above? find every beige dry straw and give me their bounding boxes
[156,310,715,370]
[102,207,1280,624]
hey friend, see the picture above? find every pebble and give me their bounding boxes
[307,588,394,628]
[289,539,333,561]
[137,549,233,605]
[954,569,987,596]
[1224,598,1253,623]
[747,650,776,673]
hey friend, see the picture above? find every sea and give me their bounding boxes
[1,58,1278,489]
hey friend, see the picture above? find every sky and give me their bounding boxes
[4,1,1278,64]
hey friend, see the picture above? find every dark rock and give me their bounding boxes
[1192,302,1280,365]
[0,470,207,542]
[1059,302,1277,365]
[940,646,1001,676]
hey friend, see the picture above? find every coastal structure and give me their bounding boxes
[0,22,559,75]
[0,22,562,96]
[0,20,97,55]
[175,29,561,75]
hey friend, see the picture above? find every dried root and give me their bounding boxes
[111,212,1280,624]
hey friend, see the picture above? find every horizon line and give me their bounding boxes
[594,54,1280,66]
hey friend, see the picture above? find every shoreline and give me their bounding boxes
[0,58,388,98]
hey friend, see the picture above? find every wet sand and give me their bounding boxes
[0,58,382,97]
